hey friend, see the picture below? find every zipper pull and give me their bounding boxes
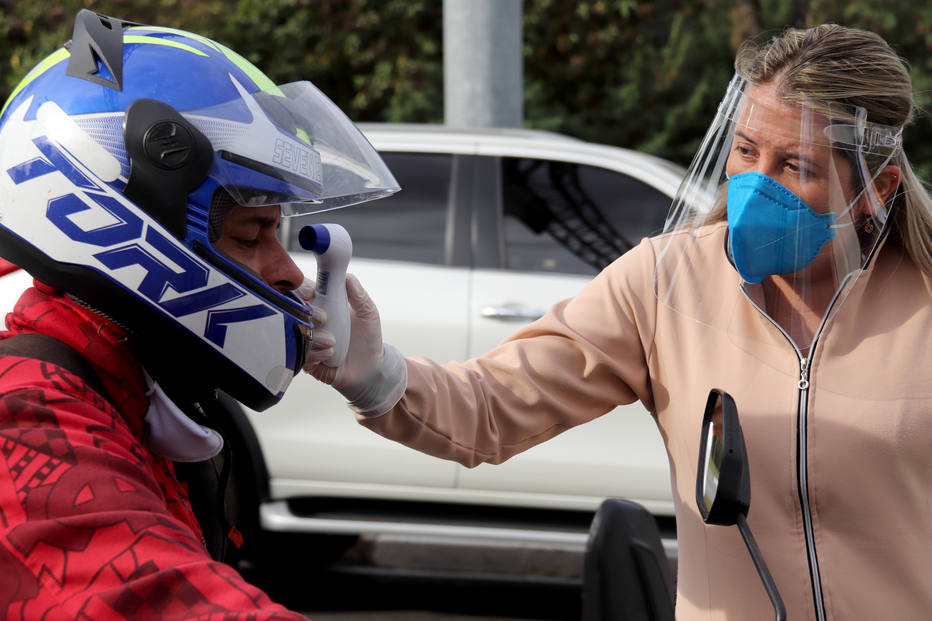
[798,357,810,390]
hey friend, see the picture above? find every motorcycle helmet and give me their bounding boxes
[0,10,399,410]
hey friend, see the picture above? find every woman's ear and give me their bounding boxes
[874,165,902,205]
[859,165,902,216]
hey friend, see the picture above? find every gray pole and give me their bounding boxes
[443,0,523,128]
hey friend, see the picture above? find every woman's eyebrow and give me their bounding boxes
[778,147,823,170]
[734,130,758,145]
[735,130,824,169]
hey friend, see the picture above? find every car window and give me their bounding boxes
[287,152,452,265]
[501,157,672,275]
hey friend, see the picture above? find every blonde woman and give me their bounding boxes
[308,24,932,620]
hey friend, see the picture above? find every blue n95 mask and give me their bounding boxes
[726,172,836,284]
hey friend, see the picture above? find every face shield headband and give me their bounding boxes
[654,74,903,347]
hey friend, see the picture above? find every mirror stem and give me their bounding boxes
[736,513,787,621]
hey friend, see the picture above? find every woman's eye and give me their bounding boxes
[734,144,755,157]
[785,161,812,176]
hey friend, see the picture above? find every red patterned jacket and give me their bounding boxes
[0,281,307,620]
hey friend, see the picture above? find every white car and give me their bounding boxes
[0,124,684,575]
[251,124,684,567]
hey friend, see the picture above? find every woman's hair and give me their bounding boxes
[724,24,932,274]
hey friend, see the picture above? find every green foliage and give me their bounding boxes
[0,1,79,97]
[210,0,443,123]
[0,0,443,124]
[1,0,931,175]
[523,0,738,164]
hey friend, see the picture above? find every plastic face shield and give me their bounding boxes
[185,78,399,215]
[655,74,902,349]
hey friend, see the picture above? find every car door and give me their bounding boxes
[459,154,676,514]
[245,151,469,500]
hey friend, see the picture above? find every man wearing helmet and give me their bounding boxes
[0,9,397,618]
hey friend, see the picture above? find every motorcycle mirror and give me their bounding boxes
[695,389,749,525]
[695,388,786,621]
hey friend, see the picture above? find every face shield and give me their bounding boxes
[184,78,399,215]
[656,74,902,349]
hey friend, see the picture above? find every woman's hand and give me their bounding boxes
[303,274,385,390]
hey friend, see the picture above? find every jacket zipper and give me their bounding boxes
[795,356,826,621]
[741,280,851,621]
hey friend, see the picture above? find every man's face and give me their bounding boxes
[213,203,304,293]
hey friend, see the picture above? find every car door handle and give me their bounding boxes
[480,305,545,322]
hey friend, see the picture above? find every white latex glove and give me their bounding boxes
[300,274,406,416]
[298,277,337,367]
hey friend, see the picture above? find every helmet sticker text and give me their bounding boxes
[7,134,276,348]
[272,137,320,180]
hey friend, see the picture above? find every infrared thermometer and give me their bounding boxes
[298,223,352,367]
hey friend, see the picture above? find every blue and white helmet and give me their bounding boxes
[0,10,399,410]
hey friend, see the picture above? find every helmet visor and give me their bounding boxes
[655,74,902,349]
[184,79,399,215]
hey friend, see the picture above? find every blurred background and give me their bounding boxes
[2,0,931,175]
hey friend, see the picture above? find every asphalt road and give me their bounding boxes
[246,566,583,620]
[242,534,586,620]
[297,570,581,620]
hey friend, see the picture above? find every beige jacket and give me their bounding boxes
[360,222,932,620]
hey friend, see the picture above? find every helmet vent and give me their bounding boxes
[65,9,136,91]
[208,190,236,243]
